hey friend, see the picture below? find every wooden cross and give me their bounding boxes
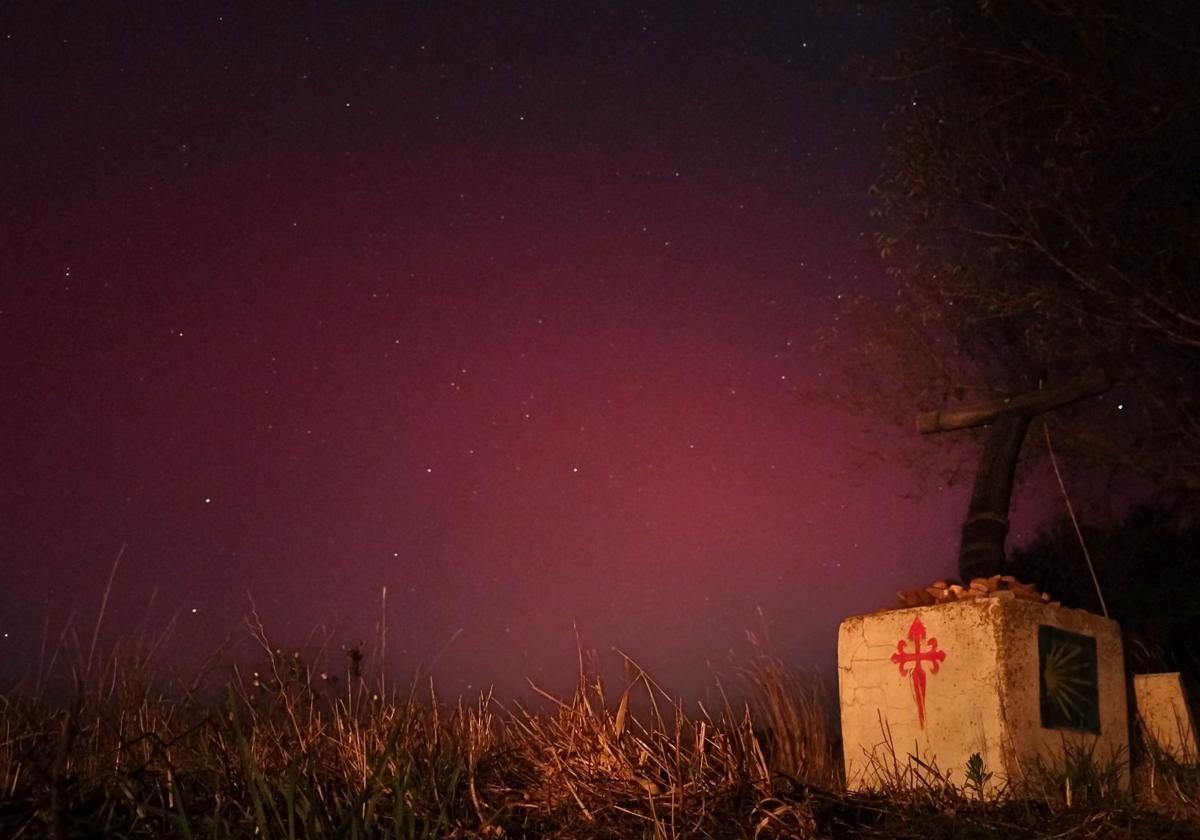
[917,367,1110,583]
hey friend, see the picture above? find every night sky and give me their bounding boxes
[2,3,1037,697]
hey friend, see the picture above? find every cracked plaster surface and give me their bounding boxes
[838,599,1129,793]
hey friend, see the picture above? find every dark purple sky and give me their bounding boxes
[2,3,1037,696]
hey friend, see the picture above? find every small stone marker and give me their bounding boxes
[1133,672,1198,763]
[838,595,1129,795]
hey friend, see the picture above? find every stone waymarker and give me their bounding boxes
[838,595,1129,795]
[1133,672,1198,763]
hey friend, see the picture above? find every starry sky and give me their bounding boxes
[1,2,1036,697]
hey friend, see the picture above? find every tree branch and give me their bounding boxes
[917,366,1111,434]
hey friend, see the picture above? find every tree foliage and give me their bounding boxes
[1010,506,1200,674]
[855,1,1200,508]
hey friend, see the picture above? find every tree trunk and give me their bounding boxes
[958,412,1031,582]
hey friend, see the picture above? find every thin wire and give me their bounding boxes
[1043,421,1108,618]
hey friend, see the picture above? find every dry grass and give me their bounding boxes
[3,615,1200,838]
[0,614,828,839]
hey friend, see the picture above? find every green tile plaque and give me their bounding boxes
[1038,625,1100,733]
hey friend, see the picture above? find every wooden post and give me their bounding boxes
[918,367,1110,582]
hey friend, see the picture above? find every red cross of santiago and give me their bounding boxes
[891,616,947,729]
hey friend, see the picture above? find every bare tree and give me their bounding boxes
[841,2,1200,528]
